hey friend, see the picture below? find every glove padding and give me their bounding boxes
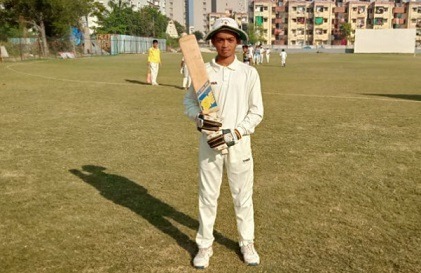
[207,129,242,151]
[196,114,222,132]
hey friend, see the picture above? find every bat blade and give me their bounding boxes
[179,34,218,114]
[179,34,228,154]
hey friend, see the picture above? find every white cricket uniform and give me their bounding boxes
[280,51,287,66]
[184,57,264,248]
[266,49,271,63]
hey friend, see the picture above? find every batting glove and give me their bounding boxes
[207,129,242,151]
[196,114,222,133]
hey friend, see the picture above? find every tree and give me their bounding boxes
[1,0,99,56]
[95,0,138,35]
[193,31,204,41]
[340,22,353,45]
[173,20,186,36]
[246,23,265,45]
[96,5,169,38]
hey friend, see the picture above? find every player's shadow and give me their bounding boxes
[125,79,150,85]
[125,79,184,90]
[361,93,421,102]
[69,165,239,257]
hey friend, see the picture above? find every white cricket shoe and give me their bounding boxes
[241,243,260,266]
[193,247,213,269]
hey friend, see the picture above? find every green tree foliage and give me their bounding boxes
[246,23,266,45]
[193,31,204,41]
[0,0,99,55]
[340,22,352,43]
[173,20,186,36]
[95,4,169,38]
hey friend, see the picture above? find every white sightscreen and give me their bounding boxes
[354,29,416,53]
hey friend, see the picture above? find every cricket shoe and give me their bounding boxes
[193,246,213,269]
[241,243,260,266]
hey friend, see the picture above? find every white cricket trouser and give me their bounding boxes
[182,77,191,88]
[266,55,270,63]
[196,135,255,248]
[149,62,159,84]
[182,65,191,88]
[281,58,286,66]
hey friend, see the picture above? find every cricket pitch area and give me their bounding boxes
[1,53,420,273]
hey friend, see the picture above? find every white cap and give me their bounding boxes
[204,18,248,41]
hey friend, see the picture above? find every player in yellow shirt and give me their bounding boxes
[147,40,161,85]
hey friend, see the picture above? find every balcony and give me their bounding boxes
[393,7,405,14]
[273,40,287,46]
[334,7,345,13]
[274,29,285,35]
[393,18,405,25]
[274,6,286,12]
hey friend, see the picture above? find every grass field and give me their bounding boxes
[1,52,420,273]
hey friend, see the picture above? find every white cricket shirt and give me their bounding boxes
[184,57,263,136]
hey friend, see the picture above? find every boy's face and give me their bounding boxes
[211,30,239,59]
[153,42,158,48]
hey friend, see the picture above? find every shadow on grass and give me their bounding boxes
[69,165,240,258]
[125,79,184,90]
[362,93,421,102]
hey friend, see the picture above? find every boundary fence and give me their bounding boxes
[1,35,166,61]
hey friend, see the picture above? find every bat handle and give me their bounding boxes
[221,148,228,155]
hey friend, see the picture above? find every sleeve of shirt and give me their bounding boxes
[183,87,201,121]
[236,68,264,136]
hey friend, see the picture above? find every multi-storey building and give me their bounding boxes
[253,0,275,44]
[332,3,346,45]
[165,0,188,32]
[367,1,394,30]
[272,4,288,45]
[287,0,313,46]
[392,2,406,30]
[313,1,335,46]
[407,0,421,46]
[345,1,370,44]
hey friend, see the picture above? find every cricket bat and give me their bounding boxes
[179,34,228,154]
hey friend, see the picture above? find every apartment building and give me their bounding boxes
[253,0,275,44]
[367,1,394,30]
[165,0,187,30]
[211,0,249,13]
[313,1,335,46]
[272,4,288,45]
[286,1,313,46]
[407,1,421,46]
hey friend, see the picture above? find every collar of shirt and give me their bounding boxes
[210,56,240,72]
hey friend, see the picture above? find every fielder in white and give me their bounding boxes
[180,57,191,90]
[280,49,287,67]
[265,48,271,63]
[184,18,264,269]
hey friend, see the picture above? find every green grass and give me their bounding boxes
[1,52,420,273]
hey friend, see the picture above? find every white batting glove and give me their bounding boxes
[207,129,242,151]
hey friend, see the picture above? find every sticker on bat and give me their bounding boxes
[197,81,218,111]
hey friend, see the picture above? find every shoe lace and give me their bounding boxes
[197,248,210,258]
[243,244,256,255]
